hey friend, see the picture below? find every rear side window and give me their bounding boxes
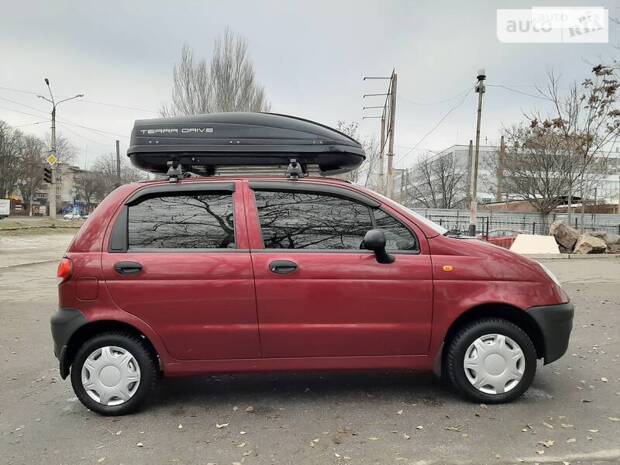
[254,191,373,249]
[128,192,235,249]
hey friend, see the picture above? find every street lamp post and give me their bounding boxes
[38,78,83,219]
[468,70,486,237]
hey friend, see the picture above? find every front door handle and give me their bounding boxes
[114,261,143,275]
[269,260,298,275]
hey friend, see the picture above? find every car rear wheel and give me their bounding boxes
[446,318,537,403]
[70,332,157,415]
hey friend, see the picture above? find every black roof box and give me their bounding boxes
[127,112,365,175]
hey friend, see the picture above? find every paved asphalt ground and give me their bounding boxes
[1,233,619,465]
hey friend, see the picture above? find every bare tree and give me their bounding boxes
[402,152,467,208]
[162,29,270,116]
[533,65,620,226]
[17,135,47,215]
[0,121,22,198]
[491,126,574,227]
[335,121,382,188]
[93,153,148,196]
[75,170,106,213]
[44,133,76,165]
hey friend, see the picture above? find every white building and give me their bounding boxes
[394,142,620,207]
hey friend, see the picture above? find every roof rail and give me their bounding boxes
[165,158,314,182]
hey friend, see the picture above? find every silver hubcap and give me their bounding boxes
[463,334,525,395]
[81,346,141,406]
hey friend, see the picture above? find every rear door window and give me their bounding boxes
[128,192,235,249]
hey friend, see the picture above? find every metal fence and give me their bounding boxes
[411,208,620,237]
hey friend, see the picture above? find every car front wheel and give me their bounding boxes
[70,332,157,415]
[446,318,537,403]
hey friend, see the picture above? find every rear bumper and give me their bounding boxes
[50,308,86,379]
[528,302,574,364]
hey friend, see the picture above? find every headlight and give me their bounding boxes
[539,263,561,287]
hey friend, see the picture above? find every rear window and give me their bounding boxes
[127,192,235,249]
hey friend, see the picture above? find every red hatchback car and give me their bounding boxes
[51,176,574,415]
[50,114,573,415]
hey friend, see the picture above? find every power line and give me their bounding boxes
[0,86,38,96]
[0,95,48,114]
[398,87,471,106]
[395,88,474,163]
[0,85,158,113]
[59,123,114,148]
[58,118,129,139]
[0,105,45,119]
[486,83,549,100]
[80,99,158,114]
[0,103,129,144]
[14,120,50,128]
[0,104,129,139]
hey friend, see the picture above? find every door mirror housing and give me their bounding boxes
[363,229,395,264]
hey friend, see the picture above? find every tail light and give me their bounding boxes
[57,257,73,283]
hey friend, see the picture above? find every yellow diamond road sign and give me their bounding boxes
[46,154,57,166]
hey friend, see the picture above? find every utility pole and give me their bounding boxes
[468,69,486,236]
[496,135,505,202]
[50,104,57,218]
[592,186,597,229]
[379,116,386,192]
[115,140,121,187]
[386,72,398,199]
[466,140,473,205]
[363,70,397,196]
[579,156,587,233]
[38,78,83,219]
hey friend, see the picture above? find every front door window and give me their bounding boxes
[253,191,373,250]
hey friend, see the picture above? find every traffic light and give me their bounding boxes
[43,167,52,184]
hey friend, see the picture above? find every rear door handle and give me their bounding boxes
[269,260,298,275]
[114,261,143,275]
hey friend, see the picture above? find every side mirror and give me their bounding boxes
[363,229,395,264]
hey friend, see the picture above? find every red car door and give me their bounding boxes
[244,181,433,359]
[101,181,261,361]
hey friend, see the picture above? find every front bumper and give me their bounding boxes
[50,308,87,378]
[528,302,574,364]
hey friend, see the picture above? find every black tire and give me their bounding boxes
[446,318,537,404]
[70,332,158,415]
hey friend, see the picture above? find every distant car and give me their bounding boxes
[478,228,523,249]
[0,198,10,219]
[63,213,82,221]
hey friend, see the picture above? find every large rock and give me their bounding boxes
[607,232,620,246]
[589,231,607,240]
[573,234,608,254]
[590,231,620,253]
[549,220,579,251]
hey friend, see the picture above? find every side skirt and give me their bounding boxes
[163,355,433,377]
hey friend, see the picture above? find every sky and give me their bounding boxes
[0,0,618,170]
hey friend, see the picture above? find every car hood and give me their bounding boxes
[429,234,550,282]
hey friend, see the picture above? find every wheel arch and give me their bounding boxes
[62,320,160,379]
[438,303,545,377]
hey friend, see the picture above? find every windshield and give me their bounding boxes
[367,191,448,235]
[401,206,449,235]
